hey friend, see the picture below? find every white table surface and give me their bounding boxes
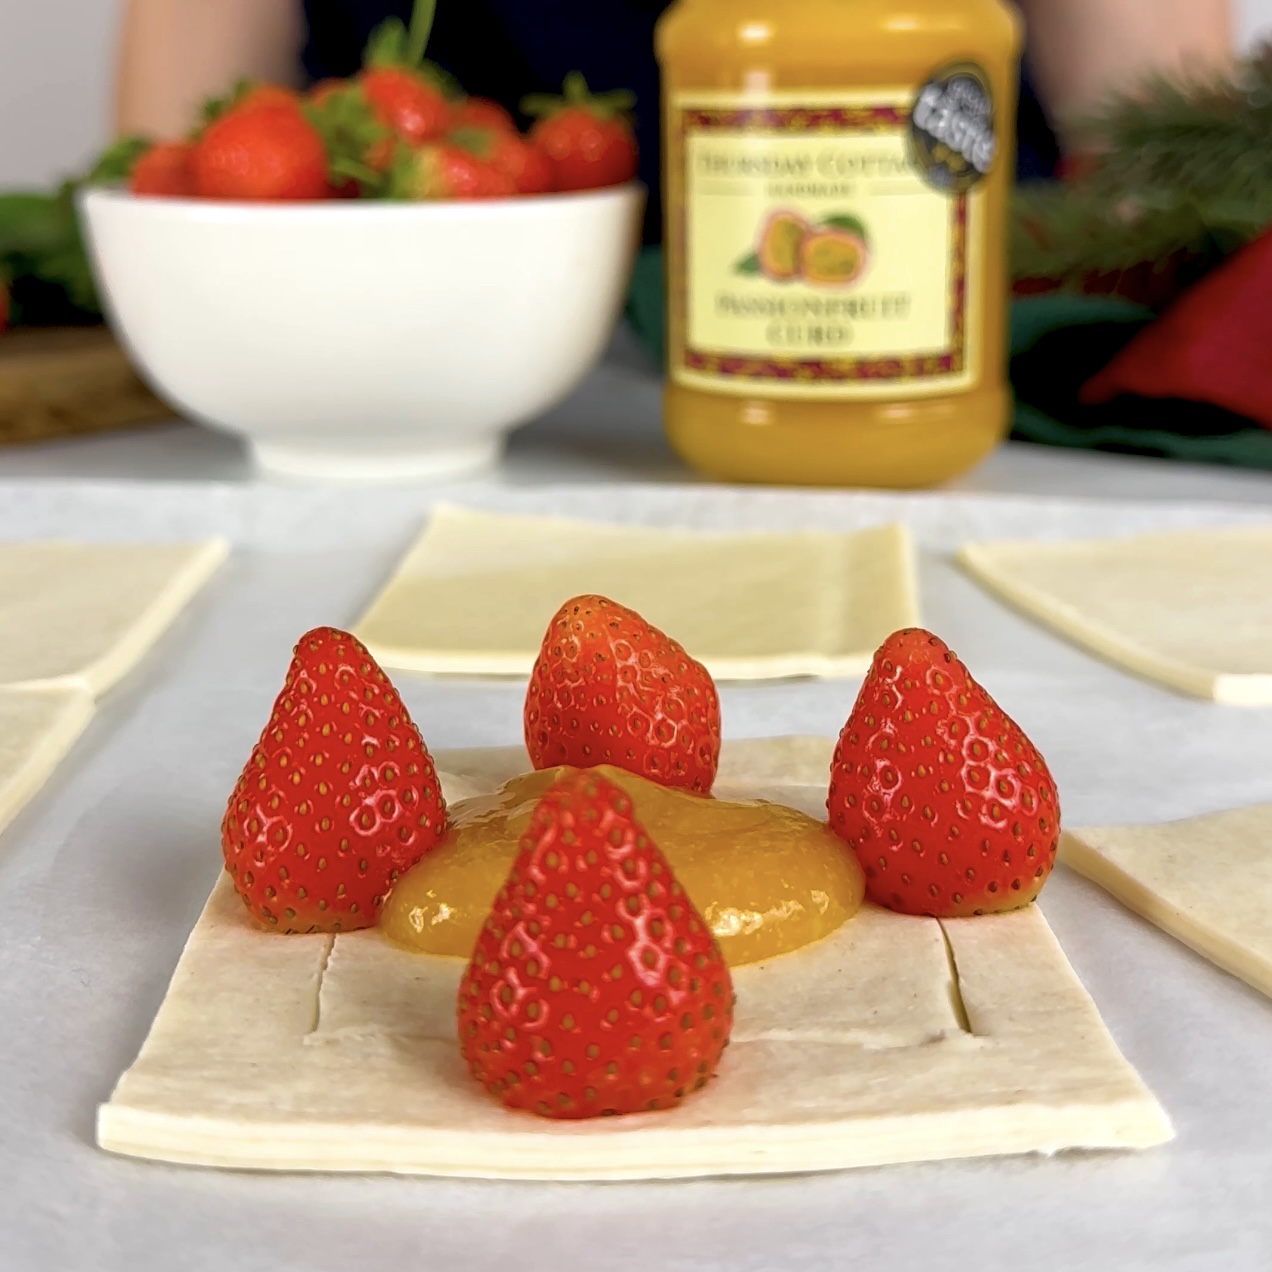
[4,341,1272,1272]
[4,331,1272,507]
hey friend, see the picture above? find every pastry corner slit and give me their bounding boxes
[936,919,974,1037]
[307,934,337,1036]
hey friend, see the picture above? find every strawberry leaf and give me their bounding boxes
[404,0,438,68]
[364,0,439,72]
[331,155,389,197]
[305,85,405,196]
[522,71,636,123]
[447,125,494,157]
[199,78,255,128]
[364,18,410,69]
[384,143,427,200]
[89,136,152,184]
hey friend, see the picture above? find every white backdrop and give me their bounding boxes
[0,0,1270,189]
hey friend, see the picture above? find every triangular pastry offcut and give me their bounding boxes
[0,538,227,851]
[0,687,94,838]
[1063,805,1272,998]
[959,525,1272,704]
[0,539,228,694]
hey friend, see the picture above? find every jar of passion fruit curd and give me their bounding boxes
[656,0,1021,487]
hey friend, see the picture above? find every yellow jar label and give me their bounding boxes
[671,88,987,399]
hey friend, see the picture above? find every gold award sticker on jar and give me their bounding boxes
[671,73,997,399]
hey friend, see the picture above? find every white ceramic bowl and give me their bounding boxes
[79,186,644,480]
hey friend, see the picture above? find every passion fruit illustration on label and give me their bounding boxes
[735,211,870,287]
[755,210,807,280]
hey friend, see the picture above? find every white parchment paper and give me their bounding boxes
[2,478,1271,1272]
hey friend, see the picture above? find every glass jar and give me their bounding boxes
[657,0,1021,487]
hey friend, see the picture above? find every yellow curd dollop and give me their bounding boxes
[380,765,865,966]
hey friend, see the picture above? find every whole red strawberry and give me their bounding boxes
[458,769,733,1119]
[524,595,721,793]
[450,96,517,134]
[523,72,638,192]
[129,142,196,197]
[222,627,447,932]
[200,81,301,125]
[360,67,450,144]
[502,138,552,195]
[192,102,330,200]
[827,628,1060,918]
[451,126,553,195]
[391,142,514,199]
[231,84,300,113]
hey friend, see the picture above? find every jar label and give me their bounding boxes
[670,83,991,399]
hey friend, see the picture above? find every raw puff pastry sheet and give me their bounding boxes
[355,505,919,680]
[1063,805,1272,999]
[959,525,1272,704]
[98,737,1171,1181]
[0,538,227,843]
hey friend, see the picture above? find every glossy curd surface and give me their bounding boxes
[381,765,865,966]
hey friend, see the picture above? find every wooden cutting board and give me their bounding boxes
[0,326,173,446]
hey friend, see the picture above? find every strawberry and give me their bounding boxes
[308,78,348,107]
[524,595,721,793]
[234,84,300,113]
[305,79,396,194]
[827,628,1060,918]
[199,80,300,128]
[192,102,331,200]
[389,142,514,199]
[523,72,638,193]
[450,96,517,134]
[359,67,450,144]
[221,627,447,933]
[457,769,733,1119]
[129,141,196,197]
[450,126,553,195]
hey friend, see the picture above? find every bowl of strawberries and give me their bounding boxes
[78,4,643,481]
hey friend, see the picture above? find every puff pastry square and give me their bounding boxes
[98,738,1170,1180]
[355,506,918,681]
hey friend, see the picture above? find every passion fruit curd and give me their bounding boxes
[380,765,865,966]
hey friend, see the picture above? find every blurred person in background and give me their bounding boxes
[114,0,1232,238]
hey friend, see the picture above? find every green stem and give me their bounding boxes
[405,0,437,67]
[331,158,381,184]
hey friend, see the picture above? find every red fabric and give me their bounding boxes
[1081,226,1272,429]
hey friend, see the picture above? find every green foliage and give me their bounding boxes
[523,72,636,122]
[362,0,455,92]
[0,182,101,322]
[0,132,154,324]
[363,18,411,69]
[383,142,427,200]
[1012,44,1272,297]
[89,135,151,184]
[305,85,393,195]
[199,79,256,127]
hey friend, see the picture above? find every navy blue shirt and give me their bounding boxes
[303,0,1058,239]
